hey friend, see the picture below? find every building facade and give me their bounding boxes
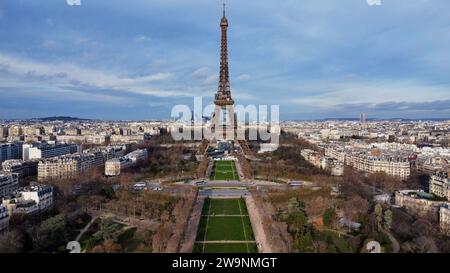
[105,158,133,176]
[0,172,19,198]
[37,153,98,181]
[2,184,53,215]
[395,190,445,218]
[429,172,450,201]
[0,204,9,231]
[1,159,39,178]
[104,149,147,176]
[0,142,23,163]
[23,143,79,160]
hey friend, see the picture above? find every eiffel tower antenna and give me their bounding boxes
[223,1,226,17]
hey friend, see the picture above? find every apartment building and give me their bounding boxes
[110,134,147,144]
[345,153,411,178]
[324,147,347,163]
[0,172,19,198]
[23,143,79,160]
[319,156,344,176]
[84,144,130,162]
[105,157,133,176]
[8,126,22,137]
[37,153,98,181]
[300,149,321,167]
[395,190,445,218]
[0,126,8,139]
[0,142,23,162]
[125,149,148,163]
[429,172,450,201]
[2,184,53,215]
[1,159,39,178]
[331,161,345,176]
[104,149,147,176]
[0,204,9,231]
[57,134,110,145]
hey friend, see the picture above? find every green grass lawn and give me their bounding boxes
[211,160,239,181]
[207,198,242,215]
[203,216,247,241]
[194,198,256,253]
[195,243,258,253]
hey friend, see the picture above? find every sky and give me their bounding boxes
[0,0,449,120]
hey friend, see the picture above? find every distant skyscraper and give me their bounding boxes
[360,112,367,126]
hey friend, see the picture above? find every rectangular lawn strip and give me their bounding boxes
[201,198,211,215]
[205,216,247,241]
[238,198,248,215]
[211,160,239,181]
[202,243,255,253]
[194,198,257,253]
[208,198,241,215]
[193,243,204,253]
[242,217,255,241]
[195,216,208,242]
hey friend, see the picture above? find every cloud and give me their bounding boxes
[41,40,60,50]
[1,0,450,119]
[191,67,210,78]
[236,74,251,81]
[134,35,152,43]
[0,53,188,97]
[292,79,450,109]
[0,85,130,105]
[202,74,219,86]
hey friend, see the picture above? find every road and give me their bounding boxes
[198,189,250,197]
[183,180,285,188]
[195,241,257,244]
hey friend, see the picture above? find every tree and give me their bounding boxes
[91,239,122,253]
[287,197,303,213]
[34,214,68,252]
[323,208,337,228]
[287,211,308,237]
[152,223,173,253]
[0,229,28,253]
[411,219,434,238]
[392,208,414,240]
[293,232,314,253]
[274,208,284,221]
[383,209,393,229]
[413,236,438,253]
[342,195,369,222]
[305,197,331,218]
[374,204,383,230]
[119,172,135,187]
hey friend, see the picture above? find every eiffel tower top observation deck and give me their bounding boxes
[214,3,234,107]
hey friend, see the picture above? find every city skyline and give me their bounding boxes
[1,0,450,120]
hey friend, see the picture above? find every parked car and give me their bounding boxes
[195,181,207,186]
[133,182,147,190]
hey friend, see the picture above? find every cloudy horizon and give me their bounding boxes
[1,0,449,120]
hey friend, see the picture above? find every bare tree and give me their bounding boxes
[0,229,27,253]
[413,236,438,253]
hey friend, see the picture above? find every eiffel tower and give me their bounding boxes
[210,3,237,142]
[197,3,254,180]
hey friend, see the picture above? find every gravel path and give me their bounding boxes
[245,195,273,253]
[180,196,205,253]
